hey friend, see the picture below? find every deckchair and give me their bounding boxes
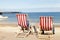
[40,16,55,34]
[16,14,29,37]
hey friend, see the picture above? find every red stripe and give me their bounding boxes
[23,14,25,27]
[16,14,27,28]
[45,17,46,30]
[47,17,49,30]
[48,16,52,30]
[44,17,45,30]
[23,14,27,28]
[40,16,43,30]
[50,17,51,30]
[43,17,44,30]
[40,16,53,31]
[48,17,50,30]
[40,17,41,30]
[49,17,50,30]
[40,17,42,30]
[21,14,25,27]
[19,15,21,26]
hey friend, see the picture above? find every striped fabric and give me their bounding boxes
[40,16,53,31]
[16,14,27,28]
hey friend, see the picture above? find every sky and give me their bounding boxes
[0,0,60,12]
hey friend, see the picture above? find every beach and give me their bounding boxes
[0,24,59,40]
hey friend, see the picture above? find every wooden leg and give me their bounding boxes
[52,27,55,34]
[16,32,21,37]
[41,30,44,34]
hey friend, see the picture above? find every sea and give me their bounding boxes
[1,12,60,24]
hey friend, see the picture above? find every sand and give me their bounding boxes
[0,25,59,40]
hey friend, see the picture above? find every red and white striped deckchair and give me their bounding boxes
[40,16,55,34]
[16,14,29,37]
[16,14,28,28]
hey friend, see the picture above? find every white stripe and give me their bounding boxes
[51,18,53,28]
[49,17,51,30]
[46,17,47,30]
[22,14,24,26]
[18,15,19,25]
[41,17,43,30]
